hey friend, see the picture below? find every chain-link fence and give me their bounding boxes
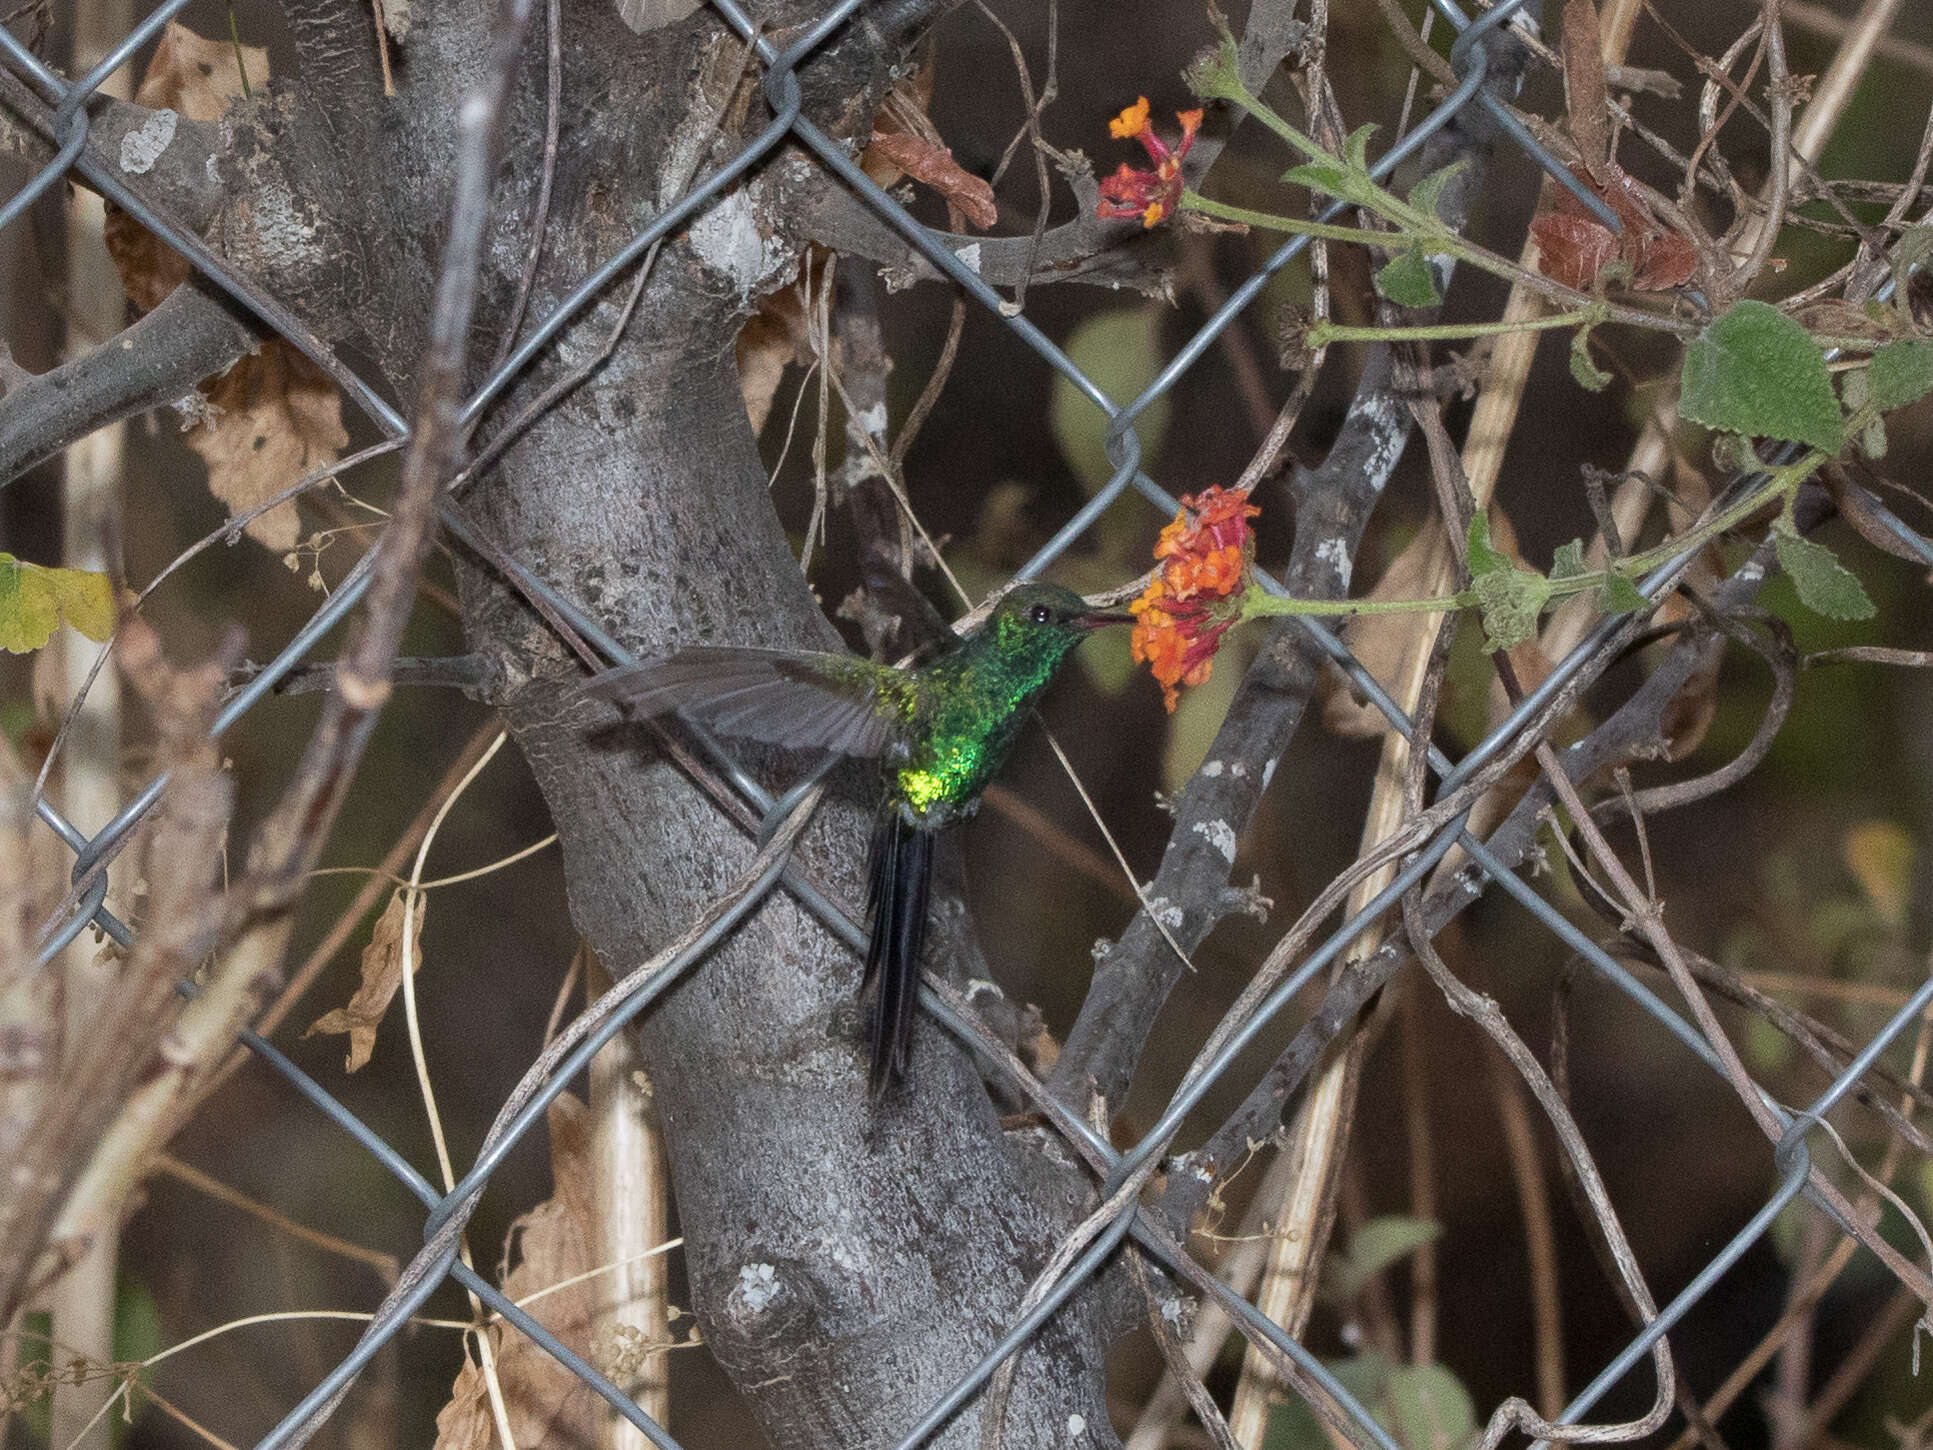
[4,0,1933,1446]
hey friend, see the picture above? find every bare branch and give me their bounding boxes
[0,284,261,487]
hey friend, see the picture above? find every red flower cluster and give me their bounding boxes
[1097,97,1203,229]
[1130,485,1258,711]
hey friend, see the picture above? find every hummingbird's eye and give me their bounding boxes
[1028,603,1052,624]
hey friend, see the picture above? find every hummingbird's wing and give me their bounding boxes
[586,648,910,757]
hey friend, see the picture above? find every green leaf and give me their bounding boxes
[0,553,115,653]
[1862,414,1889,459]
[1050,309,1171,563]
[1679,300,1845,454]
[1892,226,1933,308]
[1283,160,1351,196]
[1406,161,1467,222]
[1164,629,1248,791]
[1386,1364,1478,1450]
[1570,327,1612,391]
[1745,1012,1794,1074]
[1598,571,1649,615]
[1375,249,1441,309]
[1549,539,1589,581]
[1773,528,1875,621]
[1867,340,1933,412]
[1466,513,1551,651]
[1343,123,1376,173]
[1465,510,1511,577]
[1327,1216,1443,1302]
[114,1277,162,1443]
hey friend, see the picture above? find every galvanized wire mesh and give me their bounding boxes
[4,0,1933,1447]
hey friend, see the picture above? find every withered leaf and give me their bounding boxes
[185,342,349,553]
[736,281,812,435]
[865,131,998,230]
[1532,173,1696,293]
[136,21,269,119]
[430,1094,604,1450]
[305,889,421,1073]
[1530,212,1621,293]
[103,23,341,554]
[430,1364,493,1450]
[105,23,269,311]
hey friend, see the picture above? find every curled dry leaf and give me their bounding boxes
[105,23,270,311]
[102,24,345,553]
[431,1093,610,1450]
[186,344,349,553]
[304,888,421,1073]
[735,279,813,434]
[1531,0,1696,293]
[864,131,998,230]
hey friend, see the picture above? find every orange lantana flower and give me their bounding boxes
[1131,485,1258,711]
[1097,98,1203,229]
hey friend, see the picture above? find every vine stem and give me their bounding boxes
[1234,418,1862,632]
[1308,309,1602,346]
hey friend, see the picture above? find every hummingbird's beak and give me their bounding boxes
[1077,610,1135,630]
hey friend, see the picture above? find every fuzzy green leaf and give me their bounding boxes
[0,554,115,654]
[1386,1364,1478,1450]
[1570,327,1612,391]
[1598,571,1649,615]
[1549,539,1589,581]
[1343,123,1376,172]
[1467,513,1551,651]
[1774,529,1875,621]
[1679,300,1844,454]
[1327,1216,1443,1302]
[1375,249,1441,309]
[1406,161,1466,222]
[1867,340,1933,412]
[1282,160,1351,196]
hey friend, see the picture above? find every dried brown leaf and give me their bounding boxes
[736,282,812,434]
[865,131,998,230]
[185,342,348,553]
[104,24,268,311]
[1659,640,1723,761]
[1530,212,1622,292]
[304,889,420,1073]
[430,1093,603,1450]
[431,1363,494,1450]
[135,21,268,119]
[101,24,341,554]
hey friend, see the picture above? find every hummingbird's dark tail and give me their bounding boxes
[862,808,933,1097]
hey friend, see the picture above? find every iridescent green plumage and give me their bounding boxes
[587,581,1127,1094]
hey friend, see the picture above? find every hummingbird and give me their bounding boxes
[587,581,1130,1096]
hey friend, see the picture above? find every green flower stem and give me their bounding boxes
[1307,309,1602,347]
[1604,417,1867,580]
[1180,191,1693,338]
[1182,192,1414,248]
[1239,583,1477,620]
[1233,412,1871,632]
[1190,77,1334,169]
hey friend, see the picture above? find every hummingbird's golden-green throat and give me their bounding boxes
[588,581,1130,1096]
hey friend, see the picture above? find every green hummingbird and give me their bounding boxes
[587,581,1131,1095]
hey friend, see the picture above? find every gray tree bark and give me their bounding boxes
[2,1,1121,1445]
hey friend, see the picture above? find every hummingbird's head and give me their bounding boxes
[984,583,1134,663]
[992,582,1133,635]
